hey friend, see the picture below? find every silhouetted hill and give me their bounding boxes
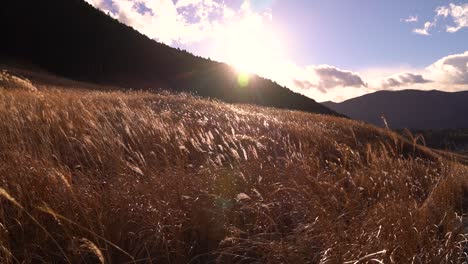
[322,89,468,129]
[0,0,337,116]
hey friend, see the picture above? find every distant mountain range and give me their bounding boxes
[322,89,468,130]
[0,0,337,116]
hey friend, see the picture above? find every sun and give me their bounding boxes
[221,16,285,79]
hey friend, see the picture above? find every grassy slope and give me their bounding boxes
[0,71,467,263]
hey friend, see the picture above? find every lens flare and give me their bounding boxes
[237,72,250,87]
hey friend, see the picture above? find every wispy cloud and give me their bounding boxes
[412,3,468,36]
[401,15,418,23]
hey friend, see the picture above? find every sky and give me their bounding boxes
[85,0,468,102]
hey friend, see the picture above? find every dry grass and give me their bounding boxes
[0,77,467,263]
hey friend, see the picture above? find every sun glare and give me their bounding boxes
[220,16,285,79]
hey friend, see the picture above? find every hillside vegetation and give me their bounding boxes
[0,0,336,116]
[0,72,468,263]
[399,129,468,156]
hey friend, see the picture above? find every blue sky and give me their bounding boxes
[273,0,467,68]
[85,0,468,102]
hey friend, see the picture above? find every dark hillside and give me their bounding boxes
[323,89,468,129]
[0,0,337,115]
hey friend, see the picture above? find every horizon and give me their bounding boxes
[85,0,468,102]
[321,88,468,103]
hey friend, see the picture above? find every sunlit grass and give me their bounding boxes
[0,71,467,263]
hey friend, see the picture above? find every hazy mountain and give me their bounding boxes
[322,89,468,129]
[0,0,337,116]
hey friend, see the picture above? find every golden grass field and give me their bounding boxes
[0,70,467,263]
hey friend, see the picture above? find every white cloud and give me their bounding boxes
[402,15,418,23]
[291,51,468,102]
[175,0,204,8]
[412,3,468,35]
[84,0,271,45]
[413,21,434,35]
[436,5,450,17]
[85,0,103,7]
[85,0,109,10]
[426,51,468,84]
[440,3,468,33]
[366,51,468,93]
